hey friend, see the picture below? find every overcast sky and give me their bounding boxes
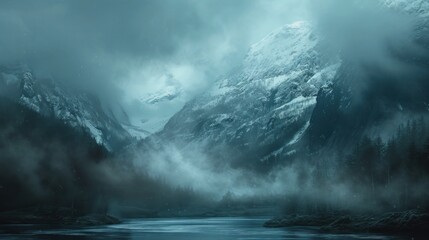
[0,0,310,131]
[0,0,418,132]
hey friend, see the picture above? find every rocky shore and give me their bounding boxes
[264,210,429,234]
[0,207,120,226]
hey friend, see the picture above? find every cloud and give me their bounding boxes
[0,0,307,126]
[2,0,429,214]
[2,0,423,123]
[304,0,429,107]
[309,0,416,62]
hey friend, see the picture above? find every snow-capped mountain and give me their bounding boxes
[151,0,429,168]
[0,65,133,151]
[156,21,340,167]
[1,0,425,160]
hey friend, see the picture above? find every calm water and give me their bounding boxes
[0,217,411,240]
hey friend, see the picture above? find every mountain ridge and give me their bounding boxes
[0,65,134,151]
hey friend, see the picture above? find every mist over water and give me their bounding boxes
[1,1,429,239]
[117,0,429,213]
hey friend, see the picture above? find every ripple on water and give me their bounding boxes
[0,217,410,240]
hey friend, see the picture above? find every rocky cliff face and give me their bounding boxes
[157,21,340,168]
[0,65,132,151]
[153,0,429,169]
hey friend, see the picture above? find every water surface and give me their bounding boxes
[0,217,410,239]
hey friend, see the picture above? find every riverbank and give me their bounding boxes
[264,209,429,235]
[0,207,120,226]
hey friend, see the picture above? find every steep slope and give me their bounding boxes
[158,21,340,169]
[0,65,132,151]
[154,0,429,170]
[0,97,108,212]
[0,97,208,220]
[307,0,429,150]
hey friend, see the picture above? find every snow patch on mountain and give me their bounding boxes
[0,66,133,150]
[144,84,182,104]
[160,21,341,164]
[287,120,310,146]
[121,123,151,140]
[244,21,317,81]
[383,0,429,17]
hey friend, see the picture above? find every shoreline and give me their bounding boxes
[2,206,428,235]
[0,207,121,226]
[264,209,429,235]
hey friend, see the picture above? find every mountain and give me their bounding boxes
[151,0,429,171]
[0,97,108,212]
[156,21,340,169]
[144,84,182,105]
[307,0,429,151]
[0,65,133,151]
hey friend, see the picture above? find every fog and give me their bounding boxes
[1,0,423,127]
[0,0,308,130]
[1,0,429,218]
[124,0,429,214]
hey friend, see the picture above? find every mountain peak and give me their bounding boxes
[159,20,340,167]
[244,21,317,82]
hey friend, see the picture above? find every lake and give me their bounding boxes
[0,217,411,239]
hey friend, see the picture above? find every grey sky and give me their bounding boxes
[0,0,308,131]
[0,0,419,132]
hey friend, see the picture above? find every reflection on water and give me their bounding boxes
[0,217,409,240]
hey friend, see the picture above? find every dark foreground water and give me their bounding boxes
[0,217,412,240]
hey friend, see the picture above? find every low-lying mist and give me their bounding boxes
[0,100,208,216]
[1,97,428,218]
[1,0,429,220]
[128,115,429,215]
